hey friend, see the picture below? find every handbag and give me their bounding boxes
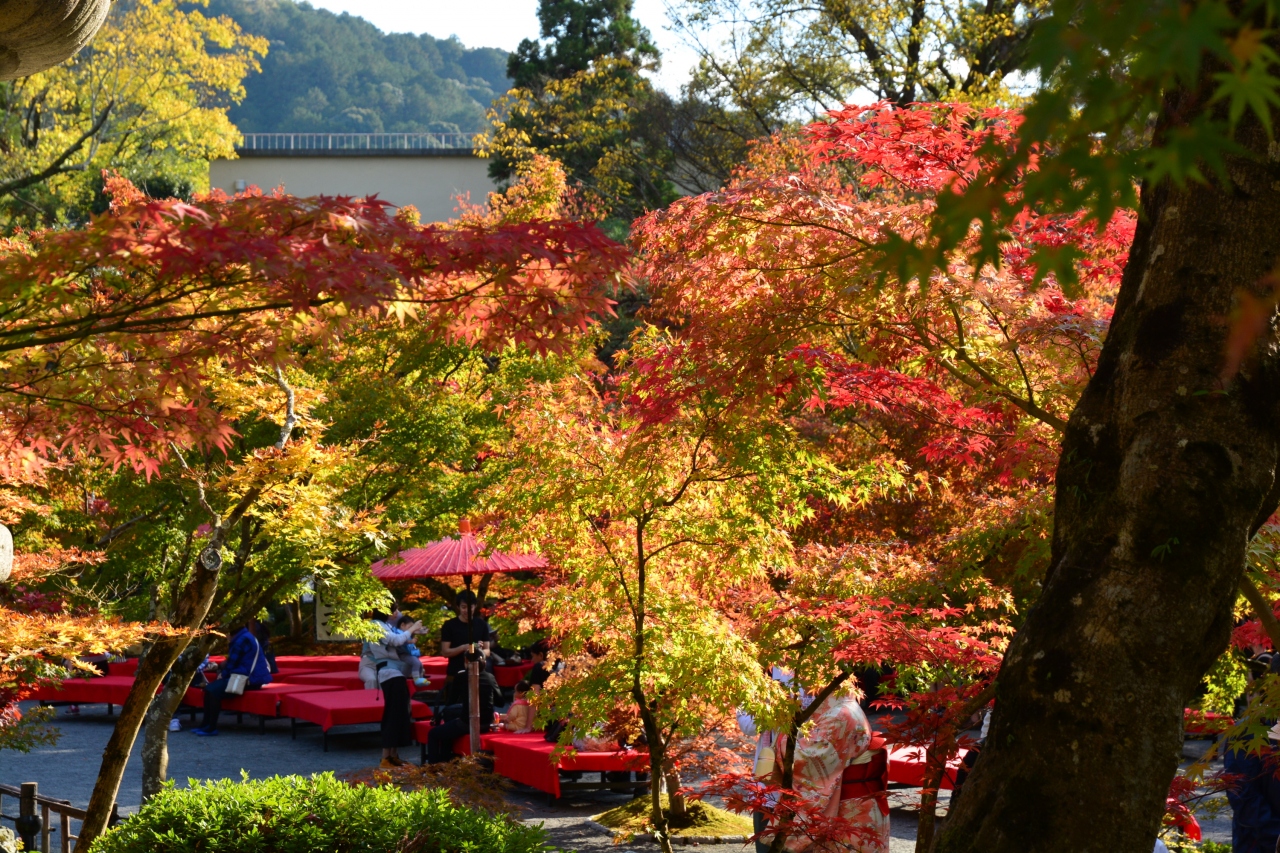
[224,633,261,696]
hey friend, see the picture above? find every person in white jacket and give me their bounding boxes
[369,611,422,768]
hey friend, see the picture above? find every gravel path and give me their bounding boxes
[3,702,1231,850]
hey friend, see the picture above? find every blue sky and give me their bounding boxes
[304,0,700,94]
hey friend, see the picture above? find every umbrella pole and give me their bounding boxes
[467,652,481,754]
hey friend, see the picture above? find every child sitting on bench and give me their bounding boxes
[503,681,534,733]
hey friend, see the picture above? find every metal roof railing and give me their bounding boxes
[237,132,477,152]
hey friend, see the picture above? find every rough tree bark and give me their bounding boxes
[934,94,1280,849]
[78,369,296,848]
[665,769,687,818]
[139,565,296,800]
[140,636,216,802]
[75,548,223,849]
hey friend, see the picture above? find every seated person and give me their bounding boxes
[502,681,534,733]
[488,628,518,666]
[525,640,553,688]
[254,623,278,676]
[192,618,272,736]
[426,668,503,763]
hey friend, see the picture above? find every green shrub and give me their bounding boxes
[90,773,552,853]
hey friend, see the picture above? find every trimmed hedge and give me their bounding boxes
[89,773,551,853]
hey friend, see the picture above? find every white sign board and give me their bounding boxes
[0,523,12,582]
[314,590,360,643]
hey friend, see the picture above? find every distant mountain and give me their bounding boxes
[208,0,510,135]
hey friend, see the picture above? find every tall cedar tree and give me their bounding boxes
[508,0,659,90]
[486,0,673,221]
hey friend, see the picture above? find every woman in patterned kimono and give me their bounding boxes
[771,684,891,853]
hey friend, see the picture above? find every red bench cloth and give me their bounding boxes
[491,736,649,797]
[421,657,448,677]
[493,662,536,688]
[1184,708,1232,736]
[279,689,431,731]
[886,745,967,790]
[181,683,341,716]
[272,655,352,672]
[29,676,140,705]
[269,655,360,672]
[107,659,140,676]
[274,671,366,690]
[278,670,446,691]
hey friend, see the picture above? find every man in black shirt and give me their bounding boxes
[440,590,489,701]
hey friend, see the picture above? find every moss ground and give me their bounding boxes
[592,795,754,838]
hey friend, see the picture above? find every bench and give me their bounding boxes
[408,725,649,803]
[885,744,968,790]
[274,671,367,690]
[31,676,141,714]
[279,689,431,751]
[181,683,341,733]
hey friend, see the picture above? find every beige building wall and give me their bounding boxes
[209,154,498,224]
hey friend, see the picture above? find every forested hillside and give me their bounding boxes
[206,0,510,134]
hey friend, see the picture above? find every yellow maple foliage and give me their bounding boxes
[0,0,266,225]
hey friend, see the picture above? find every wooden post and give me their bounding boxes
[467,653,481,754]
[15,782,40,852]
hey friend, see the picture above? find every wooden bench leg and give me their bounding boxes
[323,730,329,752]
[259,715,266,735]
[291,717,297,740]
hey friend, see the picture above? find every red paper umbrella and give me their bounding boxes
[369,519,547,580]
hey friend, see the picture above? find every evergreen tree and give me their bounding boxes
[508,0,659,90]
[488,0,674,223]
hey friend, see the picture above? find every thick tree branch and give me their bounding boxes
[0,100,114,199]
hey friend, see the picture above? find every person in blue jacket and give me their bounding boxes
[1225,722,1280,852]
[192,618,272,736]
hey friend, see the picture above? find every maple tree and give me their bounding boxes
[489,331,843,853]
[630,88,1269,847]
[0,590,153,753]
[0,169,626,849]
[632,103,1124,634]
[0,173,623,482]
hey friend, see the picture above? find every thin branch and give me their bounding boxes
[273,365,298,450]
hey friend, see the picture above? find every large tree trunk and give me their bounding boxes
[76,555,222,850]
[140,636,216,802]
[934,98,1280,849]
[665,768,687,818]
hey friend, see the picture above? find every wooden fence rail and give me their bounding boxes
[0,782,117,853]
